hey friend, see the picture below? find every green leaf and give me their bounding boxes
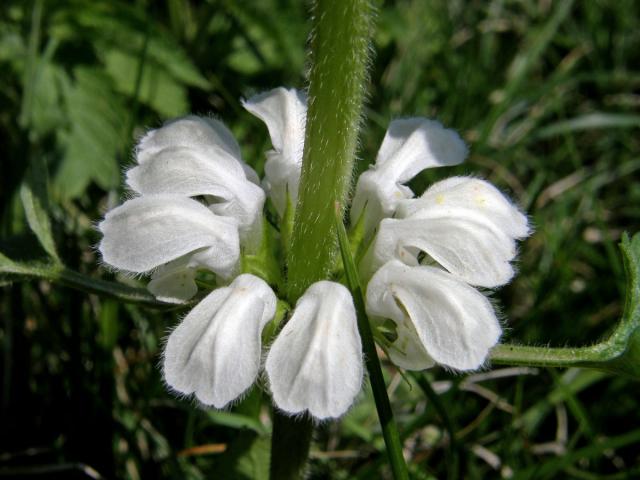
[0,251,18,272]
[20,156,60,262]
[25,57,68,139]
[50,3,209,116]
[224,2,305,75]
[206,411,268,435]
[0,24,25,63]
[215,432,270,480]
[0,252,38,280]
[234,435,270,480]
[103,49,190,117]
[54,67,127,197]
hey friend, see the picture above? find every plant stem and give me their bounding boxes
[269,413,314,480]
[490,344,604,368]
[491,233,640,378]
[286,0,374,302]
[271,1,375,479]
[2,262,171,308]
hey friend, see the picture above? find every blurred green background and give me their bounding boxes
[1,0,639,478]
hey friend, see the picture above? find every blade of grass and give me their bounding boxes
[334,204,409,480]
[18,0,44,129]
[535,112,640,139]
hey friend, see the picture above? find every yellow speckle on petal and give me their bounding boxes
[435,194,445,205]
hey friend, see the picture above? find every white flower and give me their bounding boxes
[99,116,269,303]
[99,97,368,421]
[265,281,363,420]
[353,118,530,372]
[98,93,531,419]
[366,260,501,371]
[242,87,307,217]
[127,115,265,251]
[98,194,241,282]
[163,274,277,408]
[350,118,467,238]
[361,176,530,287]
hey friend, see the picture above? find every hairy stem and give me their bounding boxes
[271,1,375,479]
[490,344,604,368]
[286,0,374,302]
[1,262,171,308]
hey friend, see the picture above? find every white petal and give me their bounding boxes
[126,146,265,250]
[361,177,530,288]
[366,260,501,370]
[397,177,530,238]
[265,281,363,420]
[242,88,307,216]
[351,118,467,236]
[163,274,277,408]
[136,115,260,184]
[147,256,198,304]
[128,146,246,192]
[137,116,240,165]
[376,118,467,181]
[363,216,517,288]
[382,314,435,371]
[98,195,240,279]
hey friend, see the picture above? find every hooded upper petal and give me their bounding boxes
[98,194,240,279]
[397,176,530,238]
[126,145,265,250]
[129,116,265,250]
[366,260,501,371]
[136,115,259,184]
[351,118,467,237]
[242,88,307,216]
[163,274,277,408]
[361,177,529,288]
[265,281,363,420]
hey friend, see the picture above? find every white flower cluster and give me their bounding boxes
[98,87,529,420]
[354,120,530,371]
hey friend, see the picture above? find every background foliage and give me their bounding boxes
[1,0,639,478]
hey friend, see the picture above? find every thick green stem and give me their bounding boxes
[269,413,314,480]
[271,1,375,479]
[286,0,374,302]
